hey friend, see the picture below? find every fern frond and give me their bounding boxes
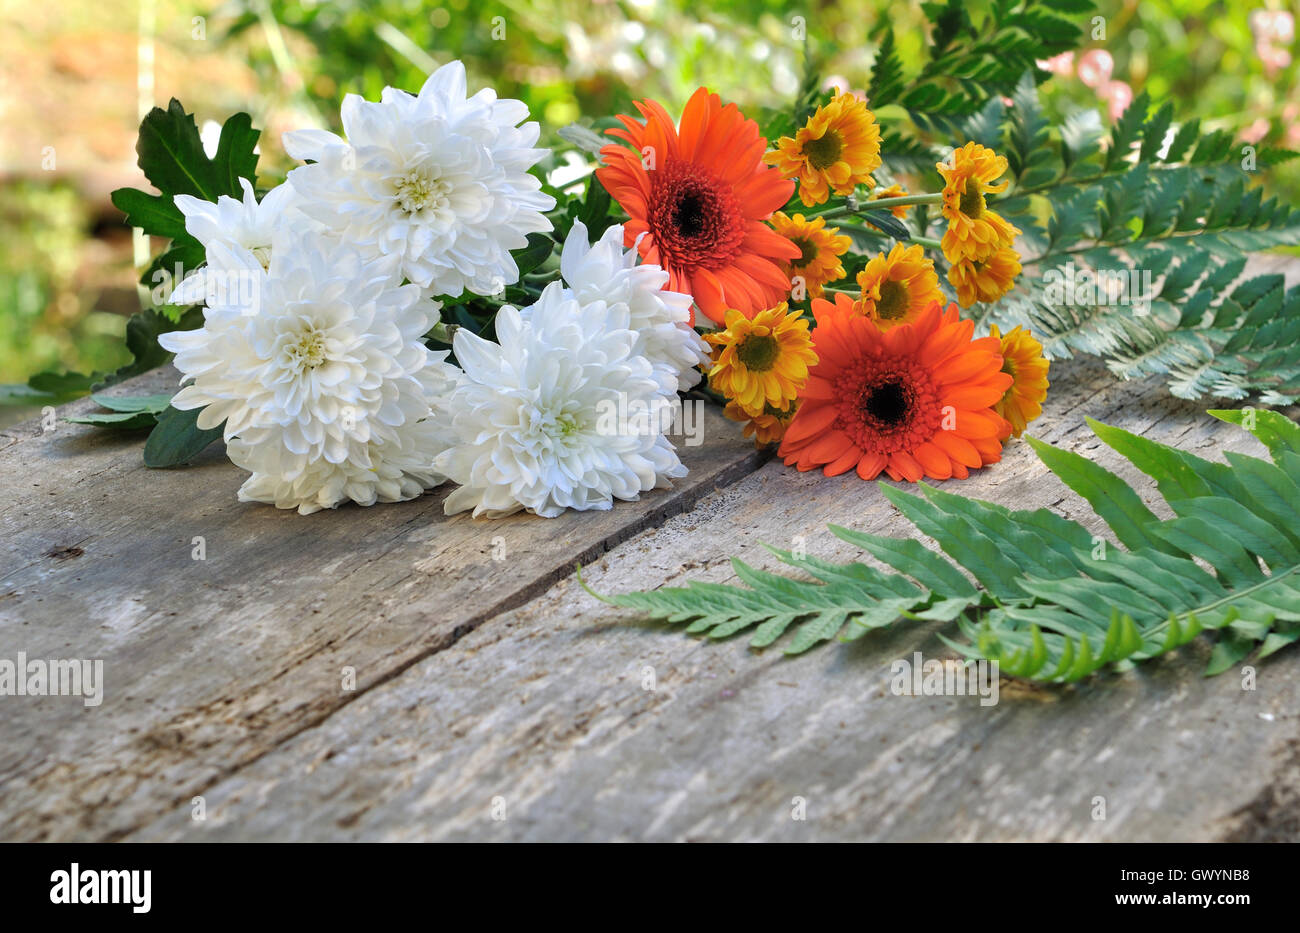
[866,0,1093,156]
[950,74,1300,403]
[594,410,1300,683]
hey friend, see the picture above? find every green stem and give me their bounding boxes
[807,192,942,220]
[908,235,943,250]
[861,193,942,211]
[829,218,886,236]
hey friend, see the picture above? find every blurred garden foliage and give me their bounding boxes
[2,0,1298,401]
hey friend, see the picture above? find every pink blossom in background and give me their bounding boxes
[1284,103,1300,147]
[1240,117,1271,145]
[822,74,868,101]
[1036,51,1075,77]
[1278,10,1296,43]
[1100,80,1133,121]
[1256,42,1292,76]
[1076,49,1114,89]
[1250,10,1295,44]
[1251,10,1295,76]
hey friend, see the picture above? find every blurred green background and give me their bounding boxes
[1,0,1297,414]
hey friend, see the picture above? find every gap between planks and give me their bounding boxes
[0,367,767,841]
[121,355,1298,841]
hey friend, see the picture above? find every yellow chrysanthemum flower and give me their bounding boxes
[764,92,882,207]
[870,184,913,218]
[724,399,801,449]
[864,185,914,233]
[947,245,1022,307]
[853,243,944,330]
[989,324,1049,437]
[705,304,818,412]
[770,211,851,299]
[938,142,1021,263]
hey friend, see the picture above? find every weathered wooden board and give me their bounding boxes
[0,366,764,841]
[115,354,1298,842]
[4,253,1299,842]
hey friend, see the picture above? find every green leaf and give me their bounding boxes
[64,392,174,431]
[594,409,1300,682]
[982,76,1300,403]
[99,305,204,390]
[89,393,174,414]
[109,187,191,241]
[26,371,97,399]
[143,406,224,468]
[859,209,910,241]
[65,410,159,430]
[1023,435,1173,555]
[557,122,608,156]
[111,103,261,287]
[577,175,615,240]
[135,100,258,202]
[0,383,57,405]
[512,233,554,278]
[1208,408,1300,461]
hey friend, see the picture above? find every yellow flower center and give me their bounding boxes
[802,130,844,171]
[875,279,911,321]
[395,168,452,214]
[552,412,581,437]
[959,178,985,219]
[736,333,780,372]
[288,330,327,369]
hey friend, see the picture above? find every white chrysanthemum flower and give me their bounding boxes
[435,283,687,518]
[169,178,309,306]
[228,414,452,515]
[282,60,555,298]
[158,234,457,514]
[550,220,710,393]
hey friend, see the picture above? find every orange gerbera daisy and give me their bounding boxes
[947,245,1022,307]
[705,304,817,412]
[769,211,851,299]
[854,243,944,330]
[765,91,882,207]
[938,142,1021,263]
[989,324,1050,437]
[596,88,800,326]
[778,295,1013,482]
[724,399,801,448]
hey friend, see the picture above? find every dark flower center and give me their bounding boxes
[959,178,985,219]
[802,131,844,170]
[668,184,722,242]
[836,363,943,455]
[673,191,709,238]
[737,334,780,372]
[790,236,819,265]
[863,380,908,425]
[875,279,910,320]
[649,161,744,269]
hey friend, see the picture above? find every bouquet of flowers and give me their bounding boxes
[79,58,1061,518]
[38,4,1299,530]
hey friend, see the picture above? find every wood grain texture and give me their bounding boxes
[117,355,1299,842]
[0,367,764,841]
[4,251,1299,842]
